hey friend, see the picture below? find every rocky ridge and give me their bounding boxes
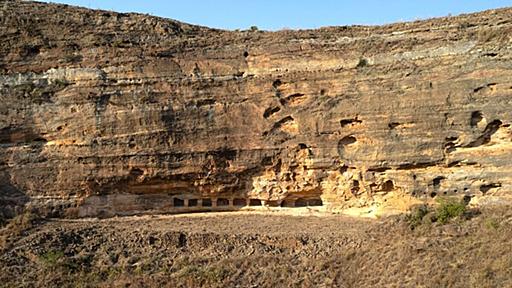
[1,1,512,219]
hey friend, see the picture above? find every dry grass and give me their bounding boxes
[0,209,41,251]
[0,208,511,287]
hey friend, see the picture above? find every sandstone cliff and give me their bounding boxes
[1,1,511,218]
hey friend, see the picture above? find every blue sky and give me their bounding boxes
[45,0,512,30]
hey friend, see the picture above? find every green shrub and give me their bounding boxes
[406,197,468,228]
[484,218,500,230]
[435,197,466,224]
[176,264,229,285]
[406,204,430,229]
[39,250,65,269]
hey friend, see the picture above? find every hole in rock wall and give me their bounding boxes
[356,58,369,68]
[340,118,362,127]
[351,180,360,194]
[339,136,357,146]
[388,122,400,129]
[233,198,246,206]
[473,83,497,93]
[217,198,229,206]
[281,199,295,207]
[263,106,281,118]
[202,199,212,207]
[196,99,216,107]
[129,168,144,178]
[295,198,308,207]
[338,136,357,159]
[298,143,308,149]
[261,156,273,166]
[368,166,390,172]
[433,176,445,190]
[470,111,484,127]
[292,198,323,207]
[267,200,281,207]
[173,198,185,207]
[188,199,198,207]
[272,79,282,89]
[283,93,306,105]
[466,119,502,147]
[249,199,262,206]
[20,45,40,57]
[128,137,136,148]
[263,116,297,136]
[480,183,501,194]
[243,51,249,57]
[381,180,394,192]
[307,198,323,206]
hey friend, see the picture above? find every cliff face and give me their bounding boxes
[1,1,511,218]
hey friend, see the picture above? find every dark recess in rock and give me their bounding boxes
[466,120,502,147]
[340,118,362,127]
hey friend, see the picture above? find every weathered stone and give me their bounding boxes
[1,1,511,217]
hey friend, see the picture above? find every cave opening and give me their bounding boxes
[217,198,229,206]
[202,199,212,207]
[233,198,246,206]
[295,198,308,207]
[470,111,484,127]
[281,199,295,207]
[381,180,394,192]
[433,176,445,190]
[307,198,323,206]
[249,199,262,206]
[173,198,185,207]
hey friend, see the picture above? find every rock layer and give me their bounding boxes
[1,1,512,217]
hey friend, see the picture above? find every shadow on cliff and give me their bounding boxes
[0,170,30,225]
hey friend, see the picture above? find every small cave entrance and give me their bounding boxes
[351,180,360,195]
[173,198,185,207]
[249,199,262,206]
[281,199,295,207]
[388,122,400,129]
[202,198,212,207]
[129,168,144,178]
[188,199,198,207]
[470,111,484,127]
[307,198,323,207]
[272,79,282,89]
[266,200,281,207]
[480,183,501,194]
[337,136,357,159]
[233,198,246,207]
[340,118,362,128]
[217,198,229,206]
[263,106,281,118]
[381,180,394,192]
[295,198,308,207]
[433,176,445,190]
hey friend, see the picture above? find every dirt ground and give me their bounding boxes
[1,207,512,287]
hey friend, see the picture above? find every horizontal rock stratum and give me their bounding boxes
[1,1,511,218]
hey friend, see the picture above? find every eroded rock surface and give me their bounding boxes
[1,1,511,217]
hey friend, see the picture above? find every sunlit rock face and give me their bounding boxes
[1,1,512,218]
